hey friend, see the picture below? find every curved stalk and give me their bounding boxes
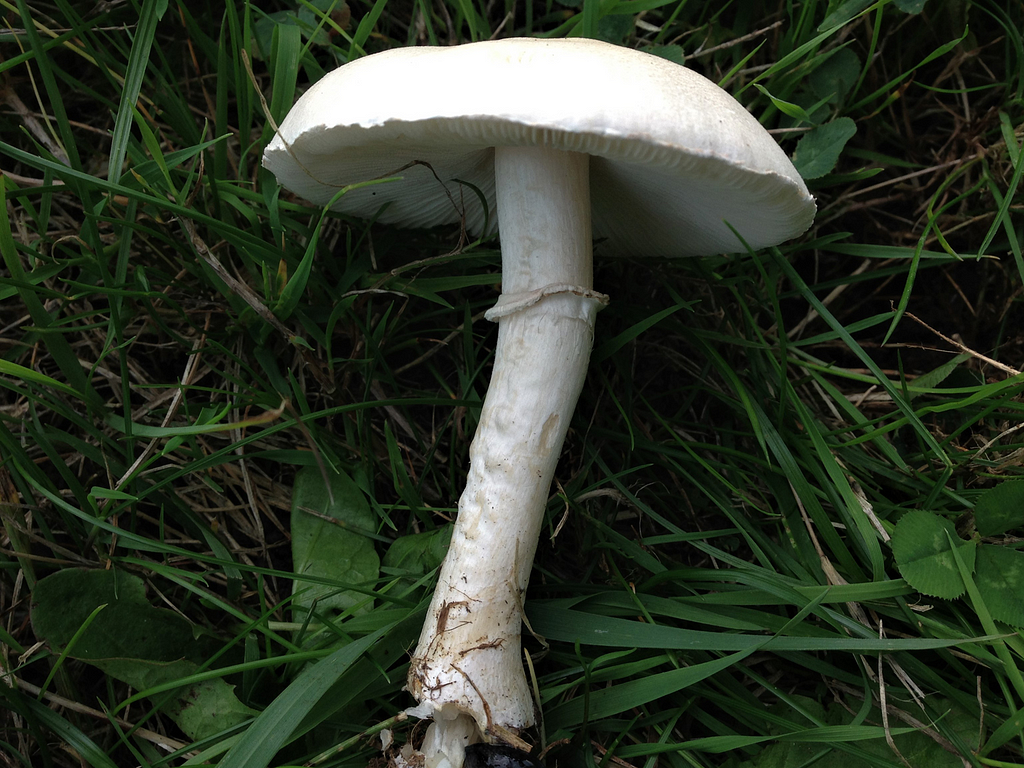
[407,147,607,766]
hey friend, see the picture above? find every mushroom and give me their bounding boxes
[264,37,815,767]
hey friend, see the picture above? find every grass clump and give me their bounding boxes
[1,1,1023,767]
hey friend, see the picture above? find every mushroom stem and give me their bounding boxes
[407,147,606,758]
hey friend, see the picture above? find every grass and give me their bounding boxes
[1,0,1023,767]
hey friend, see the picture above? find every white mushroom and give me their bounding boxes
[264,37,815,766]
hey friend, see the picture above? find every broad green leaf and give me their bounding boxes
[253,0,339,54]
[31,569,254,740]
[596,12,632,43]
[975,546,1024,627]
[168,677,258,740]
[817,0,873,32]
[32,570,158,657]
[893,0,928,13]
[809,48,861,104]
[291,466,380,619]
[792,118,858,180]
[646,44,684,64]
[973,481,1024,537]
[891,510,976,599]
[382,526,452,592]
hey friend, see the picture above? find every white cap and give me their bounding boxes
[264,37,815,257]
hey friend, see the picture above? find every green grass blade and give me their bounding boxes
[218,623,393,768]
[107,0,167,184]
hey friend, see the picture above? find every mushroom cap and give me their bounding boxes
[263,37,815,257]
